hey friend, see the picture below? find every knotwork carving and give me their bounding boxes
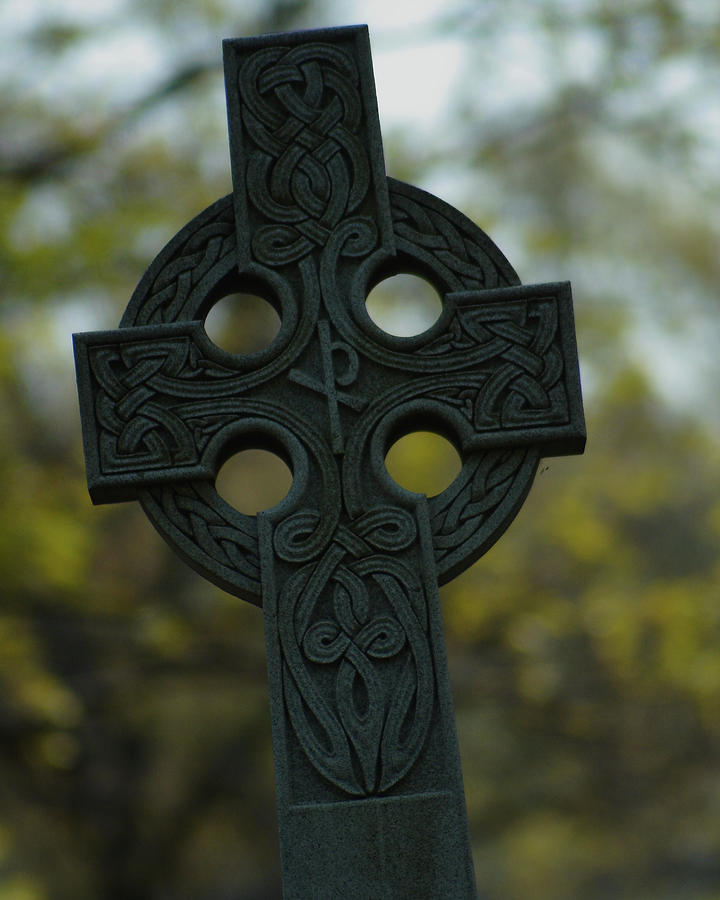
[89,335,246,473]
[128,196,237,326]
[91,339,199,471]
[429,448,538,582]
[239,42,371,265]
[143,481,262,596]
[423,299,568,428]
[274,507,434,796]
[82,180,579,604]
[388,180,517,292]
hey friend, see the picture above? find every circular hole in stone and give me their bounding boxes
[216,449,293,514]
[205,292,281,355]
[385,431,461,497]
[366,274,443,337]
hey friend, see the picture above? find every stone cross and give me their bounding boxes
[74,25,585,898]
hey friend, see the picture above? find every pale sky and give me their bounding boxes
[0,0,466,125]
[0,0,561,145]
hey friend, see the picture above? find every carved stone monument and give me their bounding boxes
[74,25,585,898]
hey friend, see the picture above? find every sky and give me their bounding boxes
[0,0,561,150]
[0,0,465,126]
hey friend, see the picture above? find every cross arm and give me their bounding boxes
[73,321,276,504]
[433,280,586,456]
[342,279,585,583]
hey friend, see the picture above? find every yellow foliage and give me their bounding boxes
[0,618,83,728]
[385,430,461,496]
[0,878,45,900]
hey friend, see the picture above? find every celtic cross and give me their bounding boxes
[74,26,585,898]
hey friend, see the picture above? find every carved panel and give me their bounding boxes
[269,507,433,796]
[224,27,394,271]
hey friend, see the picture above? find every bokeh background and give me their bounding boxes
[3,0,720,897]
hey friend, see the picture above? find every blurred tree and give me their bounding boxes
[2,0,720,898]
[448,368,720,899]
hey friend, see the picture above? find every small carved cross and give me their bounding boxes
[74,26,584,898]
